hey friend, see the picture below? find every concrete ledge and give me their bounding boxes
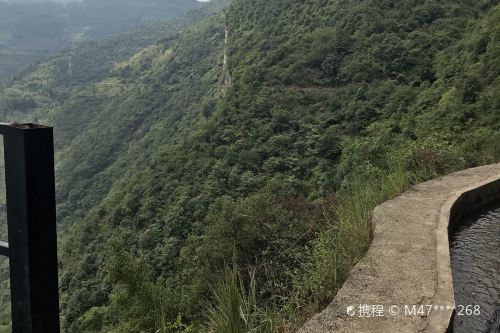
[299,163,500,333]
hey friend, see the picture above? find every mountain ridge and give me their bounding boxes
[0,0,203,79]
[0,0,499,331]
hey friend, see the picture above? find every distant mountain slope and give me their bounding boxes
[0,1,229,331]
[0,0,499,332]
[0,0,202,79]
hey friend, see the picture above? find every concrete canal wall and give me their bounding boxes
[299,163,500,333]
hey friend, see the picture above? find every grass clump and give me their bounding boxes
[204,266,277,333]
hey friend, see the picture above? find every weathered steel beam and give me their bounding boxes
[0,122,60,333]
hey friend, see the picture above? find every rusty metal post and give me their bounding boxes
[0,123,60,333]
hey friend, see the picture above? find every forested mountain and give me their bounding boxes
[0,0,202,79]
[0,0,499,332]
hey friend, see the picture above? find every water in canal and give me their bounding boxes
[450,202,500,333]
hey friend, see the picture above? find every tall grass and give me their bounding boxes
[293,156,412,315]
[204,267,277,333]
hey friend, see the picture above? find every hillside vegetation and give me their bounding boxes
[0,0,499,332]
[0,0,202,79]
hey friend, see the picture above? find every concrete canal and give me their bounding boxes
[450,203,500,333]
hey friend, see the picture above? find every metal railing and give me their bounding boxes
[0,123,59,333]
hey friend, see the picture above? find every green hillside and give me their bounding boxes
[0,0,499,332]
[0,0,202,80]
[0,1,230,331]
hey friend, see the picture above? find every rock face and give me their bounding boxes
[299,163,500,333]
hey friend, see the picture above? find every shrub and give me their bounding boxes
[404,137,465,181]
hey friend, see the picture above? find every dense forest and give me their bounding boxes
[0,0,499,332]
[0,0,202,79]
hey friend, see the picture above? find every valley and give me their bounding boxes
[0,0,499,332]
